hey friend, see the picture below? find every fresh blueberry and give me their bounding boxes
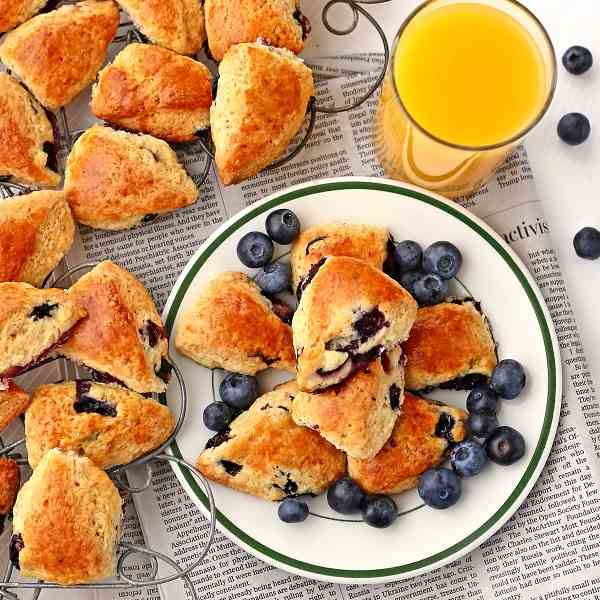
[327,477,366,514]
[418,468,462,509]
[361,495,398,528]
[219,373,259,410]
[255,261,291,294]
[557,113,591,146]
[466,385,499,415]
[399,270,423,296]
[485,426,526,465]
[573,227,600,260]
[423,242,463,280]
[490,359,526,399]
[203,402,232,431]
[237,232,274,268]
[413,273,448,306]
[468,413,499,438]
[562,46,593,75]
[450,439,488,477]
[278,499,309,523]
[266,209,301,244]
[393,240,422,273]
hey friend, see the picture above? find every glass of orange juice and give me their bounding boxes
[375,0,556,199]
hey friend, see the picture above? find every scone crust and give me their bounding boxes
[0,458,20,516]
[0,0,48,33]
[91,43,212,142]
[175,271,296,375]
[0,381,30,432]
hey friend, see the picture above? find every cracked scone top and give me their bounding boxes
[0,458,20,535]
[0,381,30,432]
[0,0,48,33]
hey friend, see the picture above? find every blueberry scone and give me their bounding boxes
[403,299,497,391]
[0,458,20,534]
[0,381,30,432]
[10,449,122,585]
[348,393,467,494]
[0,283,87,379]
[91,44,213,142]
[292,348,405,460]
[0,0,48,33]
[196,382,346,501]
[0,191,75,286]
[64,125,198,230]
[0,1,119,110]
[293,256,417,392]
[60,261,170,394]
[211,42,314,185]
[175,272,296,375]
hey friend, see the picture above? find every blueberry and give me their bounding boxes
[450,439,488,477]
[399,270,423,296]
[418,468,462,509]
[327,477,366,514]
[423,242,462,280]
[557,113,591,146]
[361,495,398,528]
[203,402,232,431]
[219,373,259,410]
[266,209,301,244]
[255,261,291,294]
[237,232,274,268]
[466,385,498,415]
[393,240,422,273]
[490,359,526,399]
[413,273,448,306]
[468,413,499,438]
[485,426,526,465]
[278,499,309,523]
[562,46,593,75]
[573,227,600,260]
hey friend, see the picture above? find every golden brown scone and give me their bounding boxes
[0,458,20,528]
[0,191,75,287]
[0,381,30,432]
[64,125,199,229]
[0,0,47,33]
[91,43,213,142]
[403,300,497,391]
[11,449,122,585]
[211,42,314,185]
[60,261,170,394]
[293,256,417,392]
[196,381,346,501]
[348,393,468,494]
[292,348,405,460]
[115,0,205,55]
[0,283,86,379]
[0,72,60,186]
[0,1,119,110]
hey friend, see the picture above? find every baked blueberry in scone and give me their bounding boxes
[0,1,119,110]
[210,42,314,185]
[59,261,170,395]
[175,272,296,375]
[0,0,48,33]
[64,125,198,230]
[348,393,467,494]
[0,283,87,379]
[0,381,30,432]
[0,457,20,535]
[10,449,122,585]
[403,299,497,392]
[196,381,346,501]
[293,256,417,392]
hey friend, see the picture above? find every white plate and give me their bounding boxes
[163,177,561,584]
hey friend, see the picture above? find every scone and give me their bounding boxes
[292,348,405,460]
[64,125,199,229]
[205,0,309,62]
[348,393,468,494]
[211,42,314,185]
[175,272,295,375]
[0,283,87,379]
[91,43,213,142]
[0,191,75,286]
[196,382,346,501]
[293,256,417,392]
[0,72,60,186]
[115,0,205,55]
[0,458,20,534]
[403,299,497,391]
[10,449,122,585]
[59,261,170,394]
[291,223,390,298]
[0,381,30,432]
[0,0,48,33]
[26,381,176,469]
[0,1,119,110]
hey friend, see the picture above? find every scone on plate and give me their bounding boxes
[0,191,75,287]
[91,43,213,142]
[293,256,417,392]
[60,261,170,395]
[348,393,468,494]
[64,125,198,230]
[0,72,60,187]
[0,381,30,432]
[0,0,48,33]
[11,448,122,585]
[403,299,497,391]
[211,42,314,185]
[292,348,405,460]
[196,382,346,501]
[175,272,296,375]
[0,1,119,110]
[0,283,87,379]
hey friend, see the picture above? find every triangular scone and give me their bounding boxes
[175,272,296,375]
[210,42,314,185]
[0,283,87,379]
[292,347,405,460]
[0,381,30,432]
[348,393,468,494]
[0,458,20,534]
[293,256,417,392]
[0,0,47,33]
[0,1,119,110]
[60,261,170,394]
[196,382,346,501]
